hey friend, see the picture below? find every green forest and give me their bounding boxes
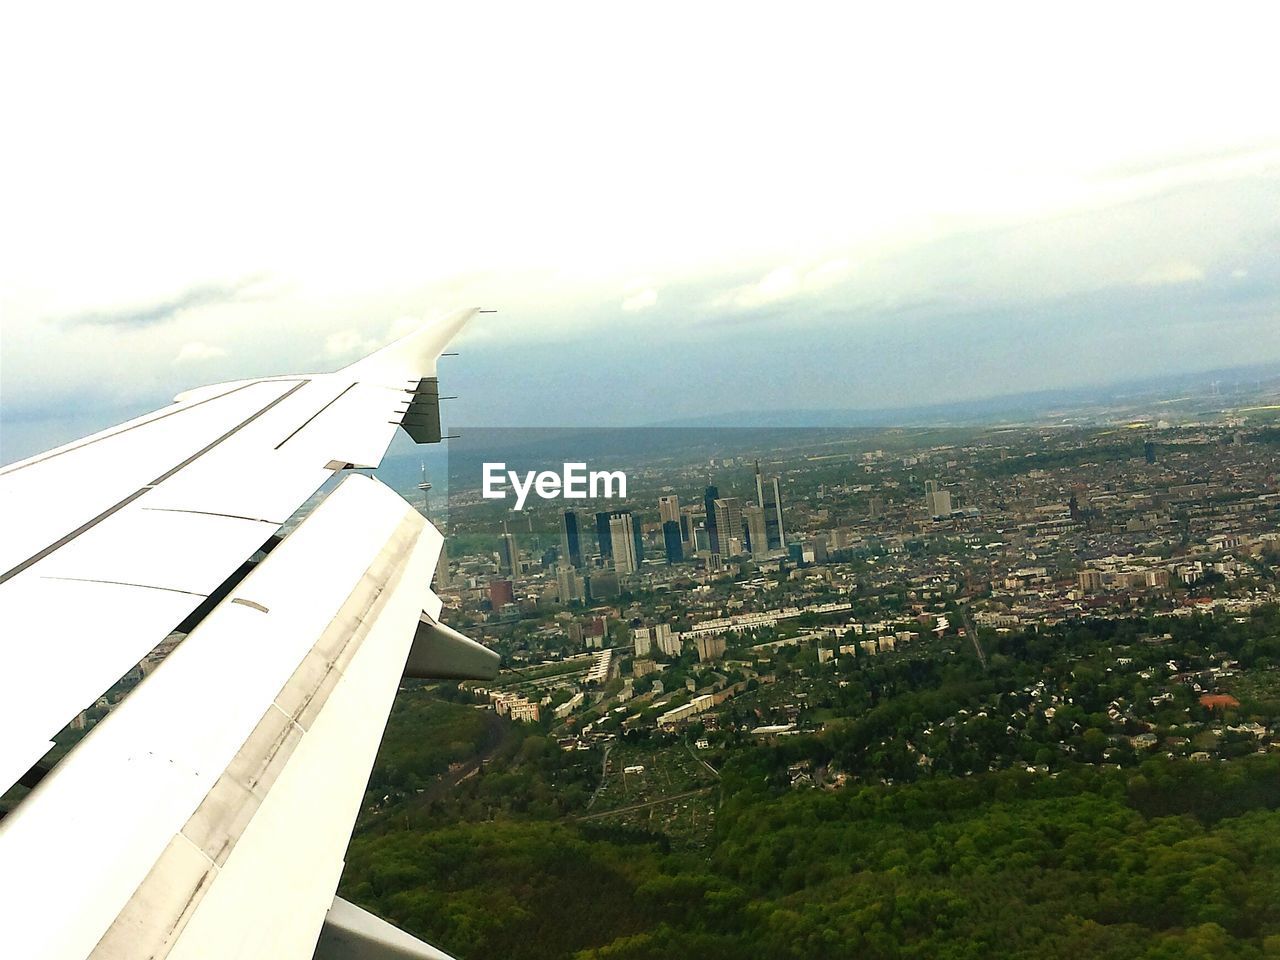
[341,609,1280,959]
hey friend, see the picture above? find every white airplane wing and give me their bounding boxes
[0,309,497,960]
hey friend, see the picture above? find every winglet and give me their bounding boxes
[340,308,478,386]
[343,308,479,445]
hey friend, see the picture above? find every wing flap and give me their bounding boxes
[0,475,437,960]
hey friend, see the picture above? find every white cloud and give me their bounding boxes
[173,341,228,363]
[1135,262,1205,287]
[621,288,658,312]
[324,330,381,359]
[2,3,1280,461]
[715,259,850,310]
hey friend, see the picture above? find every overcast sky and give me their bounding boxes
[3,3,1279,463]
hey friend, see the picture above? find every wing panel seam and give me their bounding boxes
[273,382,358,450]
[0,381,309,586]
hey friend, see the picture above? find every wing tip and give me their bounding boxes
[341,308,480,383]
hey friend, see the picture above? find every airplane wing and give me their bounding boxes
[0,309,498,960]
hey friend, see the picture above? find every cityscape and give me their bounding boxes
[4,6,1280,957]
[322,383,1280,956]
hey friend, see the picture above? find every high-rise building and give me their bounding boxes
[694,634,726,662]
[627,510,644,566]
[609,512,638,575]
[662,520,684,564]
[679,506,701,550]
[765,476,785,549]
[595,511,613,561]
[658,495,680,526]
[555,563,580,603]
[743,505,769,558]
[560,510,583,568]
[632,626,652,657]
[712,497,743,556]
[924,480,952,519]
[654,623,681,657]
[754,461,786,551]
[498,523,519,575]
[1144,440,1157,464]
[703,485,720,554]
[488,579,515,609]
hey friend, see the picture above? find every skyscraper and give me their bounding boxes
[595,511,613,561]
[703,485,720,554]
[658,495,680,526]
[498,522,519,575]
[766,476,785,549]
[662,520,684,564]
[713,497,743,556]
[560,510,583,568]
[609,512,638,575]
[628,510,644,565]
[743,505,768,559]
[754,461,785,551]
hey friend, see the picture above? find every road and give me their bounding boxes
[959,604,989,670]
[584,740,613,811]
[684,737,720,779]
[575,785,715,822]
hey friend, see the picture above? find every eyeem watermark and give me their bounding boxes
[482,462,627,510]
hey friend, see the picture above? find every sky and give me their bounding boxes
[3,2,1279,463]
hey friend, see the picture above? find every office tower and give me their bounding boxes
[924,480,952,519]
[765,476,785,549]
[627,510,644,565]
[488,579,515,608]
[703,484,720,554]
[555,563,580,603]
[560,510,583,568]
[595,511,613,560]
[662,520,684,564]
[754,461,786,551]
[1144,440,1156,464]
[712,497,743,556]
[498,522,518,575]
[632,626,652,657]
[693,524,710,553]
[743,505,768,559]
[609,512,638,575]
[679,507,701,549]
[658,495,680,526]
